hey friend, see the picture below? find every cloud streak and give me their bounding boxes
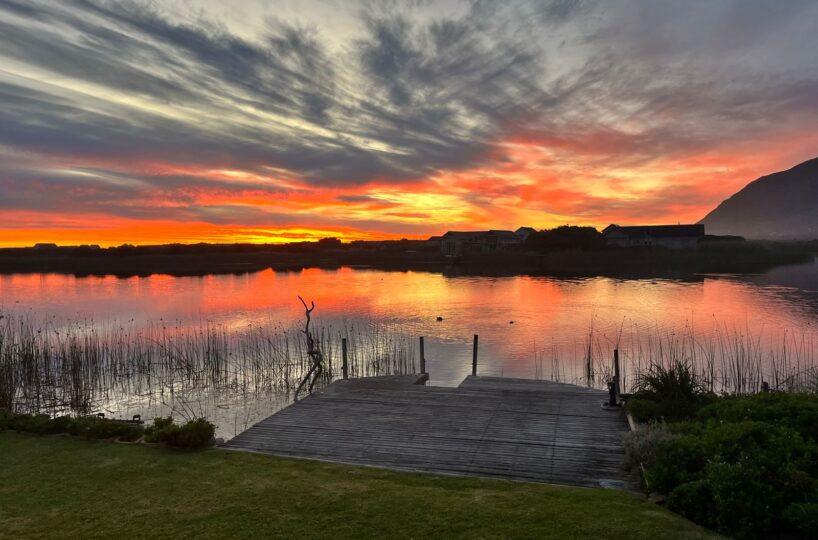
[1,0,817,245]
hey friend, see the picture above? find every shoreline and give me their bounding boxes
[0,242,813,279]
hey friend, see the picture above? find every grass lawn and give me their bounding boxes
[0,432,718,539]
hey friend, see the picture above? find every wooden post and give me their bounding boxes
[419,336,426,374]
[342,338,348,380]
[608,381,617,407]
[472,334,479,376]
[613,349,620,401]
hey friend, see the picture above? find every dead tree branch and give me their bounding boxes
[293,296,325,401]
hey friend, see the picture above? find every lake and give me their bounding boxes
[2,261,817,438]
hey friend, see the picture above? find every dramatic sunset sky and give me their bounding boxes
[1,0,818,246]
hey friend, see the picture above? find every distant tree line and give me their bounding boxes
[524,226,605,251]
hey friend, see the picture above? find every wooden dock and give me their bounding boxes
[225,375,636,490]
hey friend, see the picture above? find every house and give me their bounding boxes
[425,235,443,248]
[515,227,537,241]
[602,224,705,249]
[440,228,529,256]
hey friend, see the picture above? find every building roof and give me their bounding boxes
[603,224,705,238]
[442,229,531,240]
[441,231,484,239]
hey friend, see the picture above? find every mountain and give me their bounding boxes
[700,157,818,239]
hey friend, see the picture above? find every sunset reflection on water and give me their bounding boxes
[2,264,817,387]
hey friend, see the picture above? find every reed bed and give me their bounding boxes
[0,312,416,417]
[534,320,818,394]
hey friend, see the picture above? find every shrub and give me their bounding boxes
[668,460,780,539]
[39,415,73,435]
[647,420,818,539]
[632,361,713,422]
[10,413,51,433]
[623,422,675,474]
[173,418,216,449]
[697,392,818,442]
[2,411,214,448]
[0,411,144,441]
[84,418,143,441]
[144,416,178,444]
[145,416,215,449]
[0,408,12,430]
[782,502,818,537]
[624,398,657,423]
[635,361,703,402]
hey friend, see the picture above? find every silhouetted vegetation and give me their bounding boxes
[525,225,605,250]
[0,235,811,278]
[627,361,715,422]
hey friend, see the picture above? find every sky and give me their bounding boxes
[1,0,818,246]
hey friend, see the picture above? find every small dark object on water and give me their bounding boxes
[436,316,444,322]
[509,321,515,324]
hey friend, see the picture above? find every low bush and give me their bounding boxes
[624,398,657,423]
[84,418,143,441]
[2,410,215,449]
[697,392,818,442]
[782,502,818,536]
[1,410,142,442]
[631,361,714,422]
[174,418,216,449]
[645,406,818,539]
[622,422,675,474]
[145,416,215,449]
[144,416,176,444]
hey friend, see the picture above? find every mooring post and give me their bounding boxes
[613,348,621,402]
[419,336,426,374]
[472,334,479,376]
[608,381,617,407]
[341,338,348,380]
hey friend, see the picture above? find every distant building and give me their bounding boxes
[441,228,529,256]
[32,243,58,250]
[426,235,443,248]
[514,227,537,241]
[602,224,705,249]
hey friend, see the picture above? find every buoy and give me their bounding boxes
[509,321,515,324]
[436,316,444,322]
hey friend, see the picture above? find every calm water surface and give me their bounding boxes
[2,262,817,437]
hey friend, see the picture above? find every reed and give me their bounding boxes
[0,312,416,417]
[535,320,818,394]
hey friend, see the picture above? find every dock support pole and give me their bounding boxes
[613,348,620,401]
[608,382,617,407]
[419,336,426,374]
[472,334,479,376]
[342,338,348,380]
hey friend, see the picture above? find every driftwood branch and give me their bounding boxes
[294,296,325,401]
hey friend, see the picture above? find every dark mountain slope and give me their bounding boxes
[701,157,818,239]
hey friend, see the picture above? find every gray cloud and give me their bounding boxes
[0,0,817,231]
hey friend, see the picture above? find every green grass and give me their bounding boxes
[0,433,718,539]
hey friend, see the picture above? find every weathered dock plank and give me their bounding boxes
[224,375,636,490]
